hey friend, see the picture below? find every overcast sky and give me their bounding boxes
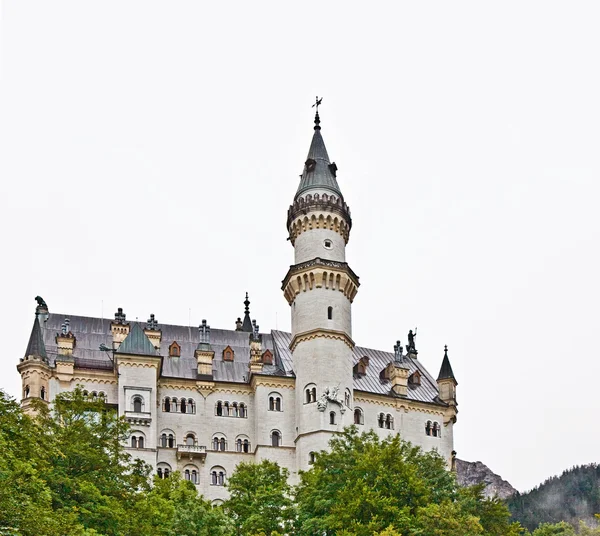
[1,1,599,492]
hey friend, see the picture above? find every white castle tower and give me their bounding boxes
[282,107,359,471]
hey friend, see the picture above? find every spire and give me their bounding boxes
[296,104,342,199]
[241,292,253,333]
[24,316,47,361]
[116,323,158,356]
[437,345,457,383]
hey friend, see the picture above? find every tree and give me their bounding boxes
[225,460,295,536]
[294,427,523,536]
[531,522,576,535]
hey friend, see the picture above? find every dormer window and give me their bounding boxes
[169,341,181,358]
[262,350,273,365]
[353,356,369,376]
[223,346,234,361]
[305,158,316,172]
[409,370,421,386]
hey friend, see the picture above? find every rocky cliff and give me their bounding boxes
[456,459,517,499]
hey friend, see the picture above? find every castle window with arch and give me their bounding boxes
[163,397,171,412]
[185,433,196,446]
[132,396,143,413]
[385,414,394,430]
[271,430,281,447]
[378,413,385,428]
[309,451,317,465]
[425,421,432,436]
[344,389,351,407]
[432,422,441,438]
[180,399,187,413]
[211,466,226,486]
[222,346,234,361]
[215,400,247,417]
[130,432,145,449]
[269,392,282,411]
[305,384,317,404]
[160,431,175,448]
[24,385,30,398]
[40,386,46,400]
[157,463,171,479]
[236,436,251,453]
[354,407,364,425]
[184,466,199,484]
[329,411,336,425]
[212,435,227,451]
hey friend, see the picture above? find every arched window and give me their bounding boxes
[191,469,198,484]
[133,396,143,413]
[305,384,317,404]
[271,430,281,447]
[211,467,226,486]
[239,403,247,418]
[216,401,223,416]
[212,435,226,451]
[311,387,317,402]
[188,399,195,414]
[243,439,250,453]
[354,407,364,425]
[40,386,46,400]
[232,402,238,417]
[161,433,167,448]
[269,393,282,411]
[185,469,190,481]
[236,438,242,452]
[378,413,385,428]
[327,306,333,320]
[385,414,393,430]
[425,421,432,436]
[180,399,187,413]
[131,436,137,448]
[433,422,441,438]
[169,341,181,357]
[224,401,230,416]
[157,463,171,479]
[329,411,336,425]
[220,438,226,451]
[24,385,30,398]
[164,398,171,412]
[185,433,195,446]
[344,389,351,407]
[138,436,144,448]
[309,452,317,465]
[171,398,178,412]
[168,433,174,448]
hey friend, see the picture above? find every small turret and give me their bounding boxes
[437,345,458,408]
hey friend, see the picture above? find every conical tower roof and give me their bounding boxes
[437,346,457,383]
[295,112,342,199]
[24,317,47,360]
[117,323,158,356]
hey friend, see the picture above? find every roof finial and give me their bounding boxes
[444,345,448,357]
[244,292,250,315]
[312,96,323,130]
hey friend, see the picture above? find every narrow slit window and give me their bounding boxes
[327,306,333,320]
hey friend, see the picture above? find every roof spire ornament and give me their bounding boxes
[241,292,253,333]
[312,96,323,130]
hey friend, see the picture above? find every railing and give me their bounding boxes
[176,444,207,461]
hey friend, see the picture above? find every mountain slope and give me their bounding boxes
[507,464,600,531]
[455,459,517,499]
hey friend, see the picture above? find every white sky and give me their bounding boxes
[1,1,599,492]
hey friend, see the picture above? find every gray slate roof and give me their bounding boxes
[295,122,342,199]
[24,317,47,360]
[33,313,445,406]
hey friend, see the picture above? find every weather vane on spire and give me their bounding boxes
[312,96,323,129]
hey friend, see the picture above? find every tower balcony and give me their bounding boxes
[176,444,207,462]
[124,410,151,427]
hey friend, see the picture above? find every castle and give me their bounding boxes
[17,109,458,503]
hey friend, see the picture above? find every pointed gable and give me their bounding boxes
[24,317,47,360]
[116,323,158,356]
[437,346,457,383]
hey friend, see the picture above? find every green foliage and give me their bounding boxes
[224,459,295,536]
[508,465,600,531]
[294,426,524,536]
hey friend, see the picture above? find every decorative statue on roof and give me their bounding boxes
[35,296,47,309]
[406,328,417,354]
